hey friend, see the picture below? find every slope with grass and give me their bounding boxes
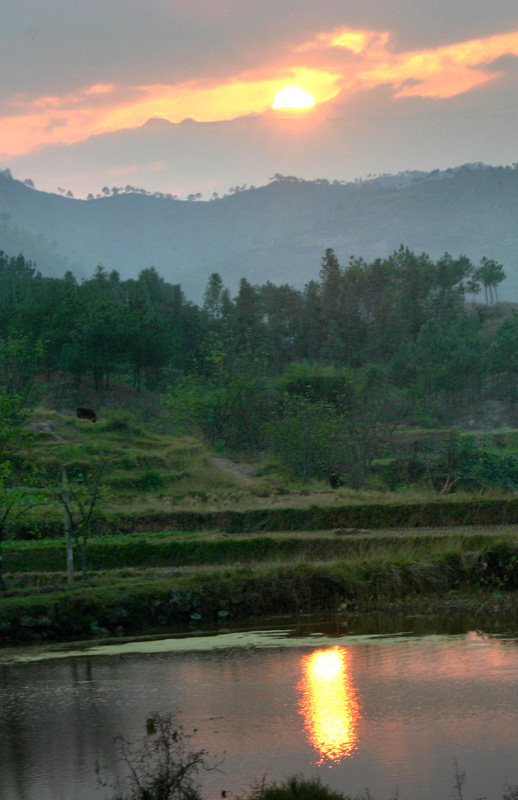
[4,407,518,644]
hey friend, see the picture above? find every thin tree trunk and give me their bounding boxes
[62,467,74,586]
[77,540,88,583]
[0,539,6,592]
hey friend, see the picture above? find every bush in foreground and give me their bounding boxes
[245,775,348,800]
[98,712,218,800]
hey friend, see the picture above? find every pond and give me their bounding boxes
[1,614,518,800]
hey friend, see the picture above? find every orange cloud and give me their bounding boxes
[0,68,341,156]
[3,26,518,157]
[326,27,518,98]
[84,84,116,96]
[293,25,518,99]
[99,68,340,133]
[309,28,390,57]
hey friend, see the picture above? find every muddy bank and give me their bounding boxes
[2,543,518,645]
[2,588,517,647]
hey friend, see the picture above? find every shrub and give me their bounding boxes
[99,712,218,800]
[136,470,165,490]
[246,775,347,800]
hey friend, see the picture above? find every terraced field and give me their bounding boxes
[4,408,518,645]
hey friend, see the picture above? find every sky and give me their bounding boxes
[3,0,518,198]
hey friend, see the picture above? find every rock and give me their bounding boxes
[20,615,37,627]
[92,627,110,638]
[35,616,53,627]
[105,607,130,624]
[26,422,64,442]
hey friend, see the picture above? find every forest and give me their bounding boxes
[2,243,517,490]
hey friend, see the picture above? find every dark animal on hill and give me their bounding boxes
[329,471,344,489]
[76,407,97,422]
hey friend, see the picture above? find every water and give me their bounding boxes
[1,615,518,800]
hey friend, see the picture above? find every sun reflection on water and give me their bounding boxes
[298,646,361,764]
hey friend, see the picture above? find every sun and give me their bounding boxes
[272,86,315,109]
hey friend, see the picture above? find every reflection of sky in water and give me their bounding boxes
[298,646,360,763]
[2,628,518,800]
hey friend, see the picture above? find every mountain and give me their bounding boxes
[1,162,518,301]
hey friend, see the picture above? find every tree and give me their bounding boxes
[73,301,126,391]
[231,278,265,369]
[0,334,44,455]
[124,300,172,391]
[168,374,276,453]
[267,397,346,481]
[388,246,435,337]
[203,273,226,321]
[0,462,46,591]
[278,362,354,409]
[475,257,506,306]
[432,253,474,320]
[51,458,108,582]
[259,282,301,370]
[392,315,485,408]
[319,248,342,323]
[98,712,219,800]
[493,312,518,405]
[0,333,47,588]
[0,393,29,456]
[269,372,403,486]
[0,333,44,408]
[298,280,322,361]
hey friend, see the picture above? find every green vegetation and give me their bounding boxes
[4,532,518,642]
[6,163,518,302]
[4,243,518,644]
[4,242,517,488]
[245,777,348,800]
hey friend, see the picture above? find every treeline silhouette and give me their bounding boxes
[1,245,507,392]
[5,244,518,483]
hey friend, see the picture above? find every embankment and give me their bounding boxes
[12,496,518,539]
[2,538,518,645]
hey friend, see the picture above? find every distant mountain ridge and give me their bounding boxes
[1,162,518,301]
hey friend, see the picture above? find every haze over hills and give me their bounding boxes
[1,162,518,301]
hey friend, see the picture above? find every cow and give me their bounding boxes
[329,471,343,489]
[76,407,97,422]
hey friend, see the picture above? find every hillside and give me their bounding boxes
[1,163,518,300]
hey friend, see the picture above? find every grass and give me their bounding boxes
[28,408,239,496]
[246,776,518,800]
[16,406,518,550]
[246,776,383,800]
[4,525,517,575]
[7,404,518,644]
[3,534,518,644]
[25,407,518,521]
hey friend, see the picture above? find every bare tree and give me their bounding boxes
[0,463,47,591]
[98,712,222,800]
[52,456,108,583]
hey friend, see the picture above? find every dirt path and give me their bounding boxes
[210,456,255,485]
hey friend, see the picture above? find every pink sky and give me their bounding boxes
[3,1,518,196]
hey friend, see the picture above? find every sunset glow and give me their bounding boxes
[298,647,360,763]
[4,20,518,159]
[272,87,315,109]
[0,69,339,156]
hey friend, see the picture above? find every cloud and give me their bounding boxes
[10,70,518,203]
[43,117,67,134]
[4,4,518,162]
[3,0,518,98]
